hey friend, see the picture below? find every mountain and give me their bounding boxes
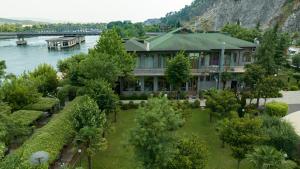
[160,0,300,32]
[0,18,48,25]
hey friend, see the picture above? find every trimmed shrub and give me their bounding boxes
[0,97,84,169]
[265,101,288,117]
[10,110,43,126]
[290,85,299,91]
[119,93,148,100]
[23,97,59,113]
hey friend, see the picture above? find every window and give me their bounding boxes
[243,52,252,62]
[144,77,154,91]
[210,54,220,66]
[145,55,154,68]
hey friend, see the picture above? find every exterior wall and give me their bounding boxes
[121,48,255,96]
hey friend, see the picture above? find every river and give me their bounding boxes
[0,36,99,75]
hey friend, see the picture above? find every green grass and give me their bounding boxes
[79,109,251,169]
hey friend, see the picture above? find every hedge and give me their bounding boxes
[23,97,59,112]
[0,103,11,115]
[10,110,43,126]
[265,101,289,117]
[0,96,84,169]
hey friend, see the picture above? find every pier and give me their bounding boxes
[46,36,85,49]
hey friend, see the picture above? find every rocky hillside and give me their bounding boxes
[161,0,300,32]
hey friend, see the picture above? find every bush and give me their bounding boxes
[262,116,300,158]
[265,101,288,117]
[10,110,43,126]
[0,77,40,111]
[0,97,84,169]
[0,103,11,115]
[119,93,148,100]
[290,85,299,91]
[191,99,201,109]
[23,97,59,113]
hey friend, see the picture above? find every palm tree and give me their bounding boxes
[246,146,284,169]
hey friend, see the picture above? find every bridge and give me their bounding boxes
[0,31,102,38]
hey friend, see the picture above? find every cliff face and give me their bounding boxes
[162,0,300,32]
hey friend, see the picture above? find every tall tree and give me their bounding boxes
[129,96,184,169]
[72,96,107,169]
[255,28,278,75]
[166,52,191,98]
[93,29,135,77]
[81,79,119,122]
[78,53,121,85]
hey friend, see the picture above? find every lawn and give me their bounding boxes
[79,109,251,169]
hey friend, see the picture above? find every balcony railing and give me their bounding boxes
[134,66,245,76]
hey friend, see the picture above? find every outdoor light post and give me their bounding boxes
[78,148,82,167]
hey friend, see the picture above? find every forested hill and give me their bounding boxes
[160,0,300,32]
[0,18,48,25]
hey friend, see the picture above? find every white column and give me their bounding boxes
[197,76,201,92]
[186,82,189,92]
[153,77,158,92]
[140,77,145,92]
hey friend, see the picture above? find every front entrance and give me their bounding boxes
[188,77,198,96]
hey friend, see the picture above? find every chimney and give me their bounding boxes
[146,42,150,51]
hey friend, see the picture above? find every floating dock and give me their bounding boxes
[46,36,85,49]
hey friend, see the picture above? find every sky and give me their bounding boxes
[1,0,193,23]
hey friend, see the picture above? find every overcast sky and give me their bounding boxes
[1,0,193,23]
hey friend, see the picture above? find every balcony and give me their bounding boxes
[134,66,245,76]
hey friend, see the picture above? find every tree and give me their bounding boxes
[255,28,278,75]
[93,29,135,77]
[81,79,119,122]
[72,96,107,169]
[255,76,284,105]
[274,33,291,66]
[243,64,283,107]
[166,135,208,169]
[0,76,40,110]
[206,90,240,122]
[262,116,299,158]
[166,52,191,98]
[292,54,300,69]
[246,146,297,169]
[221,72,233,90]
[219,117,266,169]
[129,96,184,169]
[29,64,58,96]
[78,53,121,85]
[57,53,87,85]
[221,24,261,42]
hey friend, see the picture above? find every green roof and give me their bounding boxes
[125,28,257,52]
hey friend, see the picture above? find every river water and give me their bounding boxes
[0,36,99,75]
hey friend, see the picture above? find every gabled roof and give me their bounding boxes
[125,28,257,52]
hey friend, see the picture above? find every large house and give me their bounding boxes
[121,28,257,96]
